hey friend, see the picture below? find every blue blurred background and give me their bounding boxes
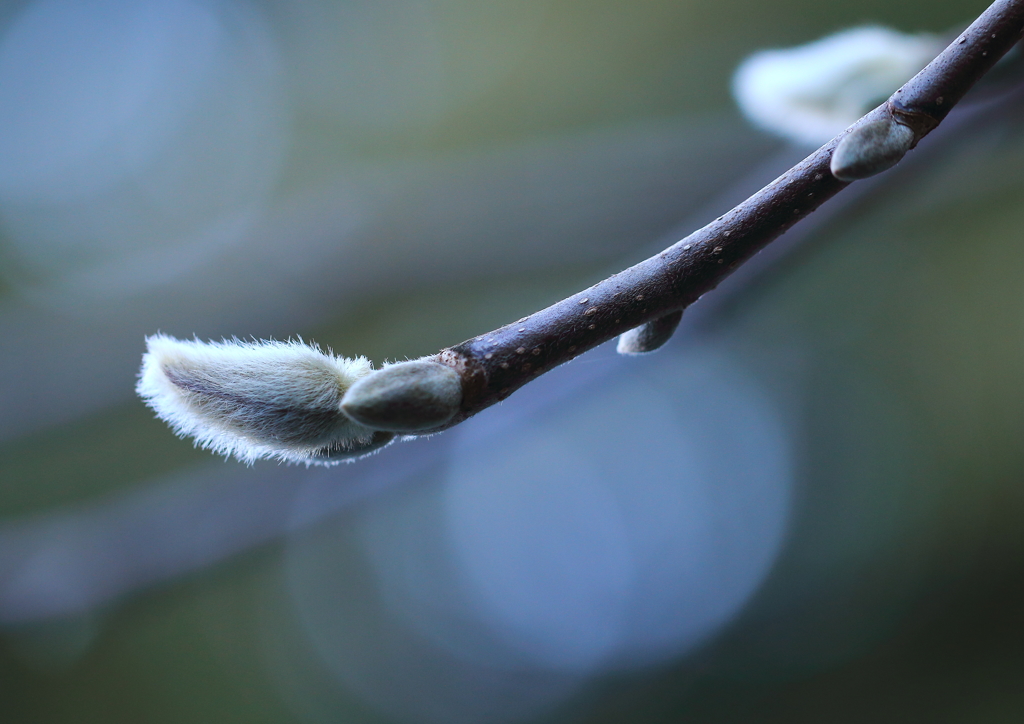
[2,1,1024,722]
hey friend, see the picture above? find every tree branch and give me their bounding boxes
[142,0,1024,460]
[423,0,1024,434]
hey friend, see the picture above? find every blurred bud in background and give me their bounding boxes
[732,26,942,145]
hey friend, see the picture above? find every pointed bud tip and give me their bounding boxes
[831,118,915,182]
[341,360,462,433]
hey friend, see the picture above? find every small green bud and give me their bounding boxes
[341,359,462,432]
[830,117,915,182]
[617,310,683,355]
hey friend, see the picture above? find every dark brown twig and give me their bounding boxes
[423,0,1024,433]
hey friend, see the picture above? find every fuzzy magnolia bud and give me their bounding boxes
[341,359,462,432]
[733,26,940,146]
[137,334,393,465]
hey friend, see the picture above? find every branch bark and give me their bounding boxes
[423,0,1024,433]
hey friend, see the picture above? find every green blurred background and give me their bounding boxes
[2,0,1023,722]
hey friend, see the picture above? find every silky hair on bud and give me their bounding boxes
[137,334,388,465]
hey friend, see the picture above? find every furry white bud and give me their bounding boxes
[733,26,940,146]
[341,359,462,432]
[137,334,393,465]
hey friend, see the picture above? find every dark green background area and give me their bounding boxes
[3,1,1023,723]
